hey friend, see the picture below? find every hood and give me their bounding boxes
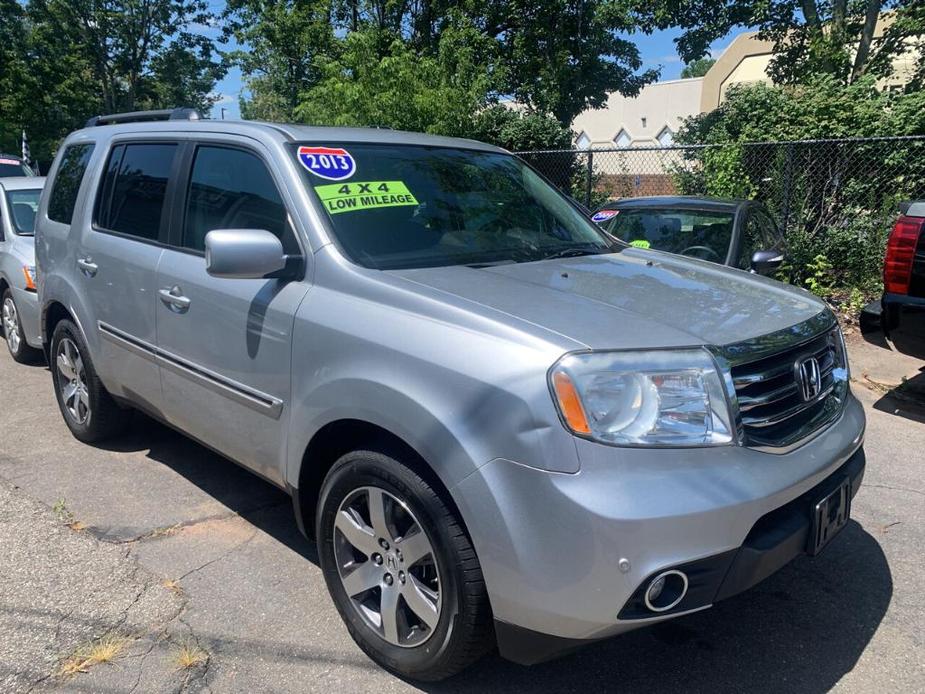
[392,248,827,350]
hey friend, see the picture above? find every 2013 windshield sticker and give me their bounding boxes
[297,146,356,180]
[314,181,418,214]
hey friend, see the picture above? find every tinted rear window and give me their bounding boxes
[97,143,177,240]
[48,144,95,224]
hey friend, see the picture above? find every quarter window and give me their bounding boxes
[182,146,296,253]
[739,209,782,269]
[96,143,177,240]
[48,144,95,224]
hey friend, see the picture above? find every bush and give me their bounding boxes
[673,77,925,297]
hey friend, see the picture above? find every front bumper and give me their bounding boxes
[452,393,865,664]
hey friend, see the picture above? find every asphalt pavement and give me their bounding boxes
[0,327,923,693]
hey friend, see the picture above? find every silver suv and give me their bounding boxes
[36,110,866,681]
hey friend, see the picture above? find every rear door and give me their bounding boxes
[154,139,310,484]
[77,140,180,413]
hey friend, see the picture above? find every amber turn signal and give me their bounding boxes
[552,371,591,434]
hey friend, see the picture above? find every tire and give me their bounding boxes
[50,319,130,442]
[317,449,493,681]
[2,289,42,364]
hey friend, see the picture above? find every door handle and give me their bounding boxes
[77,257,98,276]
[159,286,191,311]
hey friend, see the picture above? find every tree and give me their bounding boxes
[480,0,659,125]
[29,0,224,114]
[680,57,715,78]
[228,1,660,130]
[633,0,925,85]
[224,0,337,121]
[295,17,496,137]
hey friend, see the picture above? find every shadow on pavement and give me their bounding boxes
[859,323,925,423]
[95,412,319,565]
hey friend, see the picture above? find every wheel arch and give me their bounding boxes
[293,418,472,544]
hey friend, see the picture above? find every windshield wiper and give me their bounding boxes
[465,259,517,268]
[542,246,609,261]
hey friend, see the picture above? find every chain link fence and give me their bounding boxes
[517,136,925,290]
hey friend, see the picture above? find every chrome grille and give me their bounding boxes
[730,328,847,449]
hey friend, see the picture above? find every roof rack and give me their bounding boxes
[85,108,201,128]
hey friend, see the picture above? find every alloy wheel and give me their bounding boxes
[56,337,90,424]
[333,486,442,647]
[2,297,21,354]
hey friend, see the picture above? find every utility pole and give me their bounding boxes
[220,107,226,120]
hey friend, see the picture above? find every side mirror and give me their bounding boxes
[205,229,287,279]
[751,249,784,276]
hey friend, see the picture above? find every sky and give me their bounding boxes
[203,11,742,122]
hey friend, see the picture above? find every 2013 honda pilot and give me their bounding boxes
[35,109,865,681]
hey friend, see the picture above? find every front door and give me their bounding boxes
[155,142,309,484]
[77,141,179,415]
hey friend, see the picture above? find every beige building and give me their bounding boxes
[572,16,921,150]
[571,77,704,150]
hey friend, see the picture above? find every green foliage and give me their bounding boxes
[673,78,924,293]
[224,0,337,122]
[470,106,573,152]
[700,146,757,199]
[228,0,658,133]
[1,0,224,167]
[680,57,715,78]
[632,0,924,86]
[495,0,659,125]
[295,18,495,137]
[803,254,836,298]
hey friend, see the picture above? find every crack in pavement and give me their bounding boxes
[85,500,288,546]
[864,483,925,497]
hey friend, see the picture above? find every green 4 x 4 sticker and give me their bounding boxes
[314,180,418,215]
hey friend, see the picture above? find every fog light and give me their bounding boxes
[643,570,688,612]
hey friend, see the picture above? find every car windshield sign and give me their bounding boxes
[6,189,42,234]
[299,144,616,269]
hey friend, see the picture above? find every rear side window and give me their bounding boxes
[181,145,297,253]
[96,143,177,241]
[48,144,95,224]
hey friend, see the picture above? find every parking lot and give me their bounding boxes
[1,329,924,693]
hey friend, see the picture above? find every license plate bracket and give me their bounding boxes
[808,477,851,556]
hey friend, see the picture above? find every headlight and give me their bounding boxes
[549,349,734,447]
[22,265,37,290]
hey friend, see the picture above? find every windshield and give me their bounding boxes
[606,208,735,263]
[0,158,33,178]
[6,189,41,234]
[299,144,616,269]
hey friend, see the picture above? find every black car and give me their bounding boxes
[882,201,925,335]
[591,196,785,274]
[0,154,35,178]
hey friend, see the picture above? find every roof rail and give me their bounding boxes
[85,108,201,128]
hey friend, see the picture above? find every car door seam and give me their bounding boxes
[98,320,283,419]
